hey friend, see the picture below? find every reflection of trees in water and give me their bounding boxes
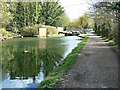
[2,46,14,76]
[2,45,65,82]
[42,48,64,76]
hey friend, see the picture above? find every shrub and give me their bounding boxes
[22,24,42,37]
[0,28,9,36]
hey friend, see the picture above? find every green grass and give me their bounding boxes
[112,45,120,54]
[100,36,108,40]
[107,40,116,46]
[37,35,89,89]
[100,36,116,46]
[100,36,120,55]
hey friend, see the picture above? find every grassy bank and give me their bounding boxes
[37,35,89,88]
[100,36,120,55]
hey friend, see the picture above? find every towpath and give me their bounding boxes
[58,35,118,88]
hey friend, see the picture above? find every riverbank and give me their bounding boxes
[37,35,89,88]
[58,35,118,88]
[0,28,23,41]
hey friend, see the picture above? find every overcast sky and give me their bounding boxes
[59,0,98,20]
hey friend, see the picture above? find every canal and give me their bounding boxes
[1,36,81,88]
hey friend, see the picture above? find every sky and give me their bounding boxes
[59,0,98,20]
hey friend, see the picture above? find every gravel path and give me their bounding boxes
[58,35,118,88]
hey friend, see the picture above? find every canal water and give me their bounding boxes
[1,36,81,88]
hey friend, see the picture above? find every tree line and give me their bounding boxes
[0,1,69,34]
[67,13,93,29]
[0,1,93,35]
[92,1,120,50]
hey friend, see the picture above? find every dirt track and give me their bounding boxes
[58,35,118,88]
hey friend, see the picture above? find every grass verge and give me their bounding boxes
[100,36,120,56]
[37,35,89,89]
[100,36,109,41]
[107,40,116,46]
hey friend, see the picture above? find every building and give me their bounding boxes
[38,25,64,38]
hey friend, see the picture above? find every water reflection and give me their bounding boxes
[39,39,46,49]
[2,36,80,88]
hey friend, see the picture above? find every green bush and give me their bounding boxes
[0,28,9,36]
[22,25,42,37]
